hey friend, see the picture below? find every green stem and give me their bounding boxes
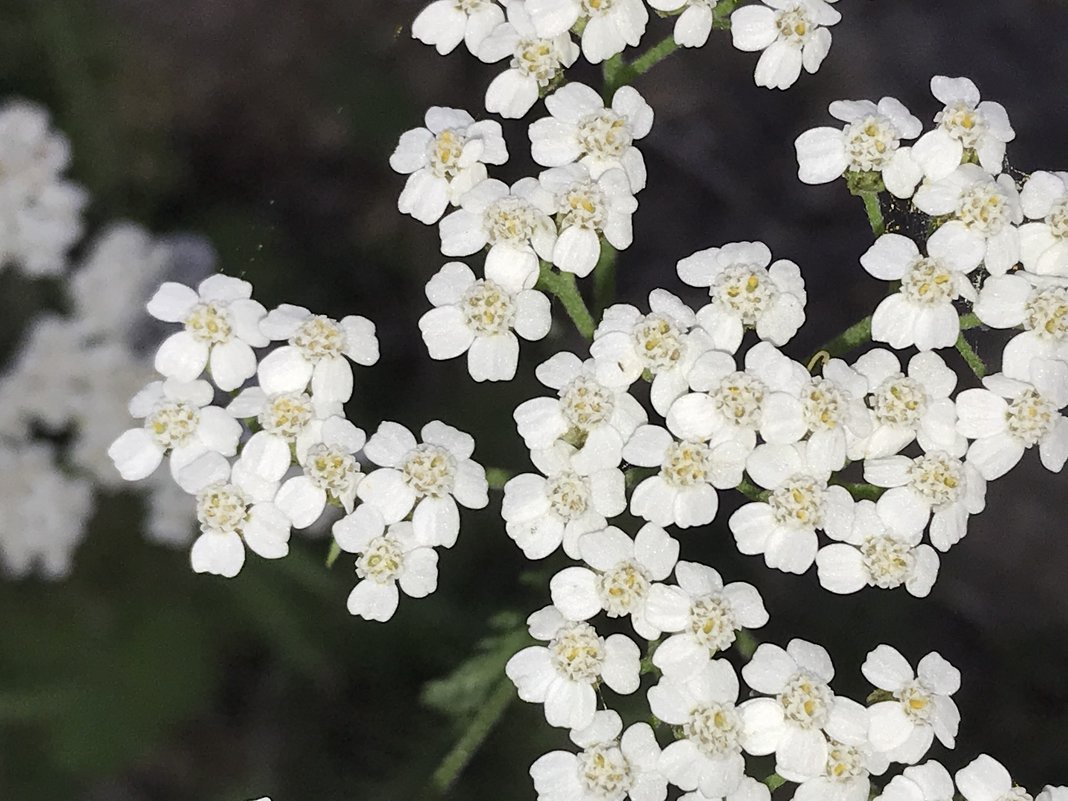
[537,262,596,340]
[955,331,987,379]
[326,540,341,568]
[737,477,768,502]
[735,629,759,659]
[592,242,618,317]
[429,675,515,795]
[763,773,787,792]
[629,35,679,77]
[815,315,872,360]
[485,467,512,491]
[855,190,886,236]
[833,481,885,501]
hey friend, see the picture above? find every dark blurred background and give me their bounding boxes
[1,1,1066,799]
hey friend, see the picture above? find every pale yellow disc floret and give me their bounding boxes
[549,621,606,682]
[184,302,234,345]
[778,671,834,729]
[402,444,456,498]
[145,401,200,450]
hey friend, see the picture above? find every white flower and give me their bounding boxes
[648,0,720,49]
[178,449,293,579]
[644,562,768,676]
[506,606,641,730]
[911,76,1015,182]
[529,83,653,192]
[679,777,771,801]
[860,227,985,351]
[792,738,888,801]
[274,416,366,528]
[955,360,1068,480]
[478,4,580,119]
[1018,171,1068,276]
[389,107,508,224]
[730,0,841,90]
[975,272,1068,379]
[879,761,956,801]
[815,497,939,597]
[862,645,960,764]
[524,0,648,64]
[0,443,92,580]
[411,0,505,56]
[502,441,626,559]
[1038,789,1068,801]
[665,344,797,449]
[540,163,638,276]
[863,450,986,552]
[794,98,922,193]
[147,275,269,391]
[419,261,552,381]
[648,659,755,798]
[549,523,679,638]
[338,520,438,622]
[678,241,806,351]
[438,177,557,288]
[622,424,749,528]
[591,289,712,416]
[912,165,1022,277]
[849,349,965,459]
[529,710,666,801]
[729,441,854,574]
[514,352,647,473]
[739,640,869,782]
[345,420,489,548]
[955,755,1033,801]
[108,378,241,491]
[227,387,338,468]
[0,100,87,277]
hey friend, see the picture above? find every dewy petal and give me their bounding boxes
[108,429,164,481]
[190,531,245,578]
[347,580,400,622]
[155,331,209,382]
[243,503,291,559]
[467,333,520,382]
[275,476,327,529]
[210,339,257,392]
[730,5,778,50]
[955,755,1014,801]
[412,495,460,548]
[146,282,199,322]
[794,127,848,184]
[257,345,313,394]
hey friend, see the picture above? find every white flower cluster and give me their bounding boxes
[0,100,87,277]
[106,273,491,622]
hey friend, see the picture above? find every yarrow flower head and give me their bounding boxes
[389,107,508,224]
[411,0,505,56]
[147,275,269,391]
[730,0,841,90]
[524,0,649,64]
[955,755,1034,801]
[274,416,366,528]
[1018,170,1068,276]
[340,520,439,622]
[974,271,1068,379]
[648,0,722,49]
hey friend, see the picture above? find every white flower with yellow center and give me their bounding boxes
[439,177,557,289]
[549,523,678,639]
[418,261,552,382]
[524,0,648,64]
[411,0,505,56]
[477,3,580,119]
[539,162,638,277]
[506,605,641,730]
[644,562,767,676]
[178,449,293,579]
[860,226,986,351]
[956,755,1033,801]
[730,441,854,574]
[794,97,922,194]
[389,106,508,224]
[622,424,749,528]
[647,0,720,48]
[678,241,806,352]
[955,360,1068,481]
[273,417,366,529]
[529,710,666,801]
[862,645,960,765]
[863,450,986,552]
[256,304,378,405]
[975,272,1068,380]
[514,352,647,473]
[529,83,653,192]
[502,440,626,559]
[147,275,269,391]
[913,164,1023,276]
[345,420,488,549]
[591,290,713,416]
[339,520,438,622]
[108,378,241,492]
[849,348,965,459]
[791,738,888,801]
[879,761,956,801]
[816,496,940,597]
[738,640,869,782]
[1018,171,1068,276]
[650,659,765,798]
[911,76,1015,182]
[226,386,336,476]
[730,0,840,90]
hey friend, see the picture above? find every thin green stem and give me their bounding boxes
[833,481,885,501]
[816,315,872,360]
[955,331,987,379]
[326,540,341,568]
[856,190,885,236]
[485,467,512,491]
[592,242,617,317]
[629,35,678,77]
[735,629,759,659]
[429,675,515,796]
[737,477,768,502]
[763,773,787,792]
[537,262,596,340]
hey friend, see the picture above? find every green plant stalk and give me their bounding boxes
[537,262,596,340]
[763,773,787,792]
[955,332,987,379]
[326,540,341,568]
[855,190,886,236]
[485,467,512,490]
[592,241,618,317]
[429,675,515,795]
